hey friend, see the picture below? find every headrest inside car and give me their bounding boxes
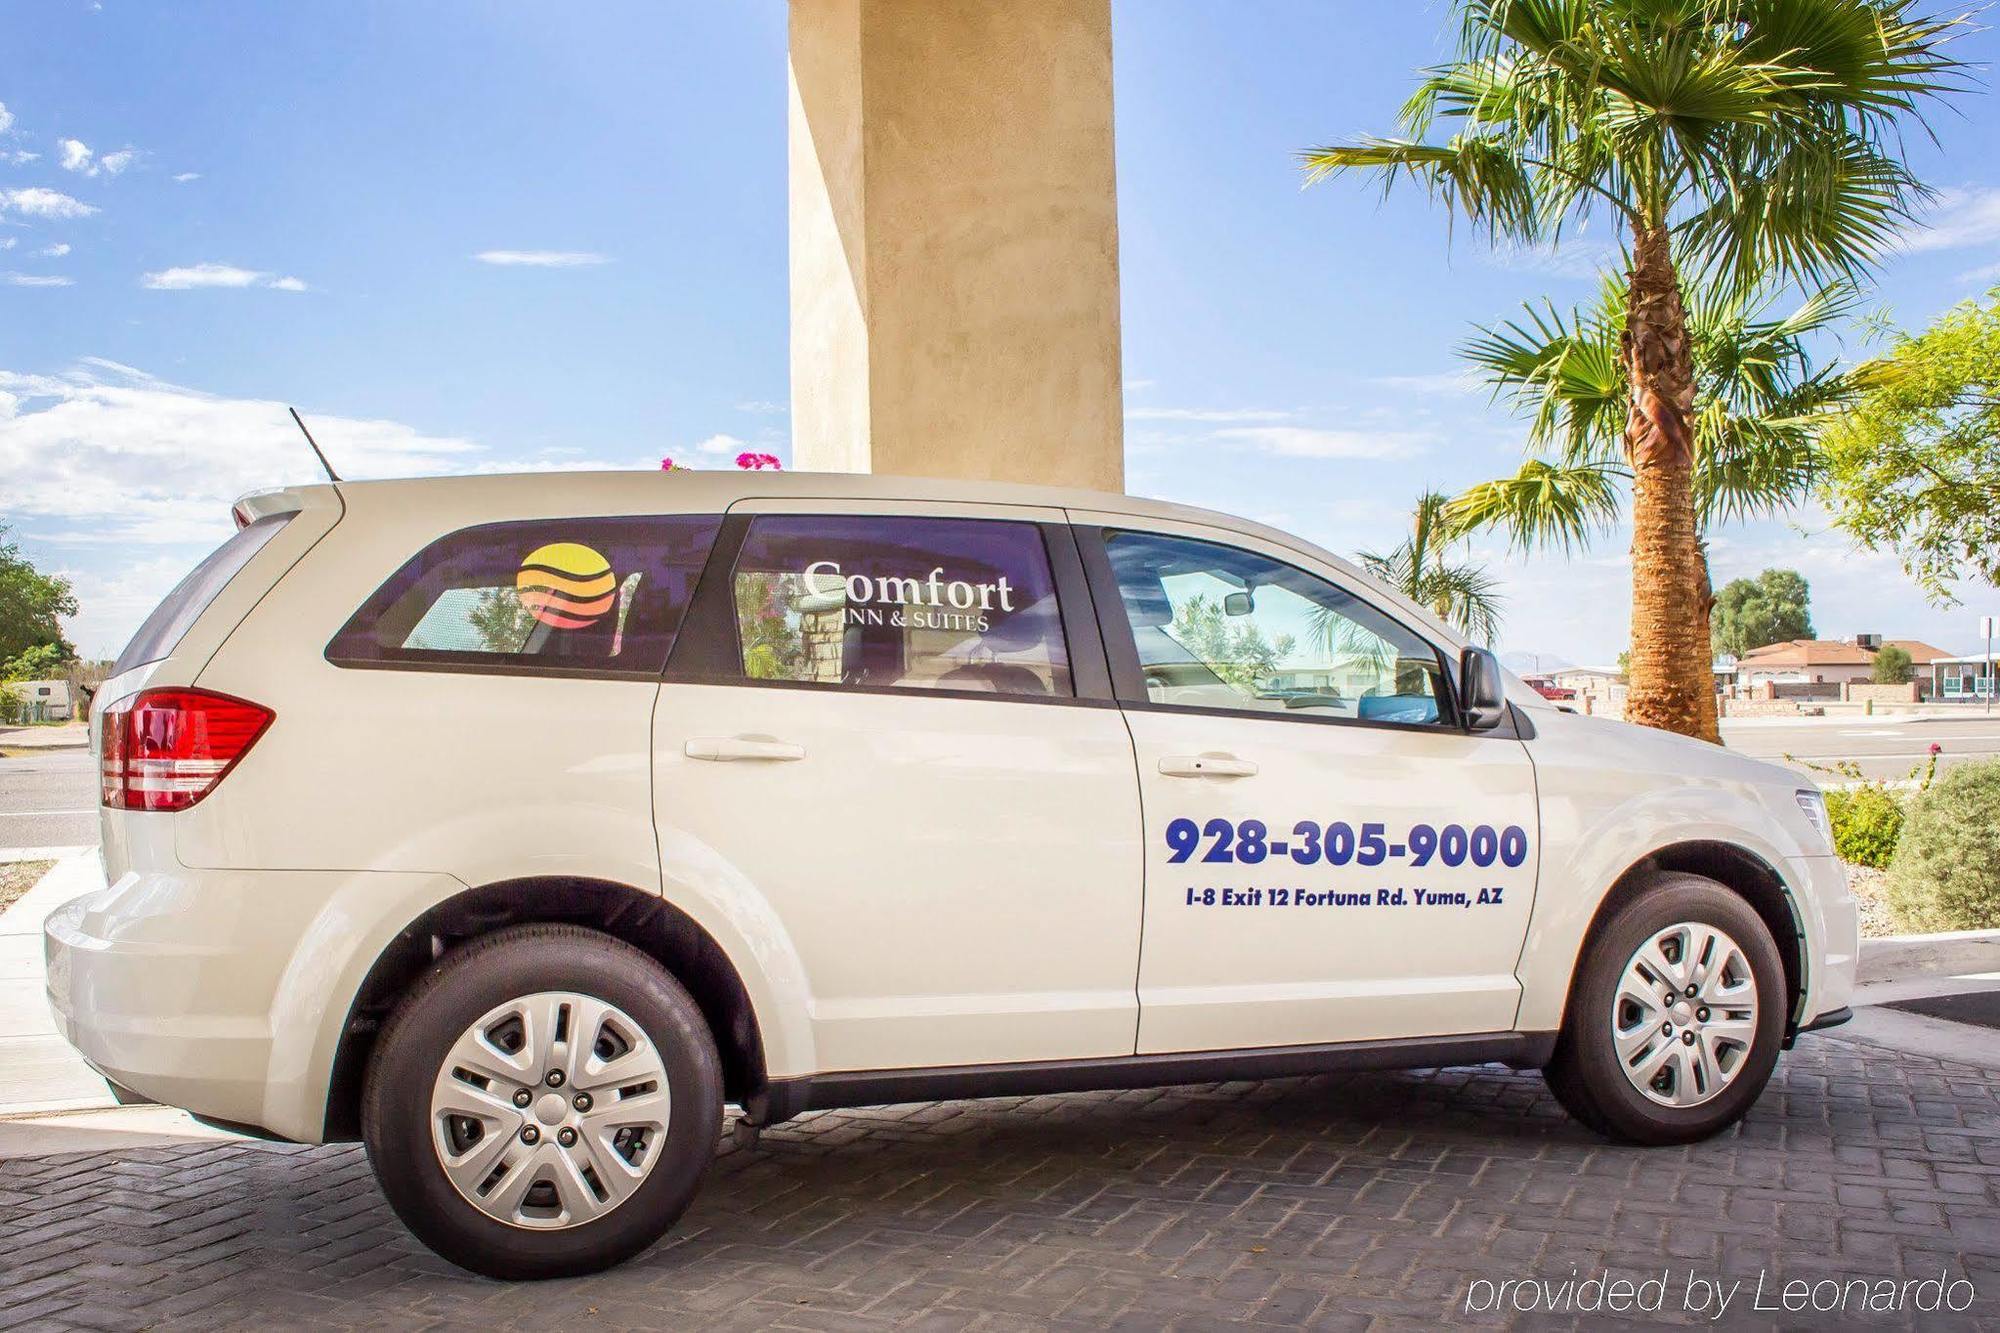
[1119,577,1176,628]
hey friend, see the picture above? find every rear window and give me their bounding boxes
[113,512,296,675]
[326,515,720,677]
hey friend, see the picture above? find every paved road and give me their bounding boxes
[1,1035,1994,1329]
[1723,715,2000,783]
[0,749,94,852]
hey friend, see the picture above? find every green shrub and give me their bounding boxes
[1884,759,2000,933]
[1825,784,1904,869]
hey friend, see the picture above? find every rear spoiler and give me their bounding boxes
[231,483,338,529]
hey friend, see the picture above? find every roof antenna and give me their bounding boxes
[288,406,342,482]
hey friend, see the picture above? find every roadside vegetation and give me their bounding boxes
[1823,289,2000,603]
[1884,758,2000,932]
[1305,0,1971,742]
[0,525,81,727]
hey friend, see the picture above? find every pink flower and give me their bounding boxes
[660,457,677,471]
[1930,742,1943,755]
[736,452,782,471]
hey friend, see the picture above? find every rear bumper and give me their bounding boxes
[45,863,462,1143]
[46,887,278,1128]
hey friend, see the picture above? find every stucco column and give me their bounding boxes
[788,0,1125,491]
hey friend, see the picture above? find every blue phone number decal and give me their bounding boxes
[1164,818,1529,870]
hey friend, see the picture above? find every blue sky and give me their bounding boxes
[4,1,1999,665]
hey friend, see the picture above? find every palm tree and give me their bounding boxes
[1358,491,1505,643]
[1302,0,1966,740]
[1447,274,1856,738]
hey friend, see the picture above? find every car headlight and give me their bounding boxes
[1795,789,1833,853]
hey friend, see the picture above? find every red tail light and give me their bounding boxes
[100,688,275,812]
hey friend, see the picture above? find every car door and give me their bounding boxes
[652,499,1144,1074]
[1072,516,1540,1055]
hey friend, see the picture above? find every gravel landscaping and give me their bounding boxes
[0,859,54,916]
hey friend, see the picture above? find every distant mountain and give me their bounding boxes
[1500,651,1578,676]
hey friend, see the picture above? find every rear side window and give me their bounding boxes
[729,514,1072,698]
[327,516,720,677]
[114,512,296,675]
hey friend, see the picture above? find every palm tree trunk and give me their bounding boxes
[1620,223,1718,743]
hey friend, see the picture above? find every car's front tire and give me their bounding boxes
[1544,873,1786,1145]
[361,924,722,1279]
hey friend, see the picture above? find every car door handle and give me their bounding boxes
[685,737,806,763]
[1158,755,1258,778]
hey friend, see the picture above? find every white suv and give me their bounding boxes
[48,471,1855,1278]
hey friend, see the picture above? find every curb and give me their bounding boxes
[1858,928,2000,986]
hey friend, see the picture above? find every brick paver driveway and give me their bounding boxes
[3,1035,1997,1330]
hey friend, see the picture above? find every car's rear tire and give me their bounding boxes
[1544,873,1786,1145]
[361,924,722,1279]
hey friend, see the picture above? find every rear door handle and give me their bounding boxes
[685,737,806,763]
[1158,755,1258,778]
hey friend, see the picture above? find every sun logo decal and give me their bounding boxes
[516,542,617,630]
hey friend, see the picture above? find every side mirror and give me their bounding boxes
[1459,646,1507,731]
[1222,590,1254,617]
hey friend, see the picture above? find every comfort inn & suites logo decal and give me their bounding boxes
[516,542,617,629]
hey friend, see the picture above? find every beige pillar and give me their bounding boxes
[788,0,1125,491]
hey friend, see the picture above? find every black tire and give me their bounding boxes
[1544,873,1786,1145]
[361,924,722,1279]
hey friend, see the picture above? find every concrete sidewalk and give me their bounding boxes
[0,849,118,1115]
[0,722,89,751]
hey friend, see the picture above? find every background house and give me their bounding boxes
[1931,651,1999,701]
[1731,635,1953,696]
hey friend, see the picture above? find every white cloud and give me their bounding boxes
[55,140,135,178]
[736,399,787,415]
[1482,238,1623,280]
[1955,258,2000,286]
[38,243,69,258]
[473,249,610,267]
[0,237,12,250]
[1,272,72,288]
[689,432,747,457]
[1126,406,1295,423]
[1,187,97,219]
[1373,369,1482,395]
[3,151,40,166]
[141,262,306,292]
[1212,425,1426,460]
[1900,186,2000,253]
[172,171,200,183]
[0,102,12,136]
[0,359,480,554]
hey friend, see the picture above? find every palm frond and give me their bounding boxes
[1446,458,1627,555]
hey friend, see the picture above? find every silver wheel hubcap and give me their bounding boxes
[429,991,671,1230]
[1611,922,1759,1108]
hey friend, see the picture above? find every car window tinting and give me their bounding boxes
[114,512,296,676]
[327,516,721,676]
[1104,530,1448,726]
[730,515,1073,698]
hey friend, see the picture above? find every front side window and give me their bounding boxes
[1104,530,1449,726]
[730,515,1072,698]
[327,515,720,675]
